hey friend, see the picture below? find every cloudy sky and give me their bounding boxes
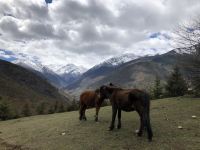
[0,0,199,69]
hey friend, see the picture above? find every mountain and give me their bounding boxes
[65,50,190,95]
[65,53,140,95]
[0,59,71,116]
[13,59,68,88]
[55,64,86,85]
[92,53,139,69]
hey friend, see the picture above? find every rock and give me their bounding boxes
[135,129,139,133]
[178,126,183,129]
[61,132,66,135]
[192,115,197,119]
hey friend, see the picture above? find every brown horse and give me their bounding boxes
[99,85,153,141]
[79,89,105,121]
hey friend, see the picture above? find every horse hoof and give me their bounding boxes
[95,118,98,122]
[109,126,114,131]
[148,138,152,142]
[117,125,121,129]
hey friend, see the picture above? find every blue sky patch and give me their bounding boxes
[149,32,161,38]
[149,32,170,40]
[45,0,53,4]
[0,49,17,62]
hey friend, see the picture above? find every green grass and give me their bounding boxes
[0,97,200,150]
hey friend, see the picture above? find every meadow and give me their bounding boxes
[0,97,199,150]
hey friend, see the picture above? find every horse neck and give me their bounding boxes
[98,96,104,103]
[109,87,122,93]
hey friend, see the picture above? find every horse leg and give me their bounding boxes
[109,105,117,130]
[136,110,144,137]
[83,105,87,121]
[144,112,153,142]
[117,108,121,129]
[95,106,100,122]
[79,105,84,120]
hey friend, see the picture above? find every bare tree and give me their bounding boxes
[174,17,200,96]
[174,17,200,50]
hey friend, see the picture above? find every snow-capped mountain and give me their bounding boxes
[66,53,140,92]
[55,64,87,85]
[56,64,86,75]
[91,53,139,70]
[13,59,44,72]
[13,58,87,88]
[13,59,68,88]
[65,50,191,96]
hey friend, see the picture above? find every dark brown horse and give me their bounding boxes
[99,85,153,141]
[79,89,105,121]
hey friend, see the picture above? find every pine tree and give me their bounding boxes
[0,101,11,120]
[58,103,65,113]
[37,102,46,115]
[67,99,78,111]
[192,75,200,97]
[165,66,188,97]
[22,103,31,117]
[48,105,55,114]
[153,76,163,99]
[54,101,58,112]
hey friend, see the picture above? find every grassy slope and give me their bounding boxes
[0,59,70,115]
[0,97,200,150]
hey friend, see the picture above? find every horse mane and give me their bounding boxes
[107,86,122,93]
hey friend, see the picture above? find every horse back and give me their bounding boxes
[129,89,150,110]
[111,90,133,111]
[80,91,98,106]
[111,89,149,111]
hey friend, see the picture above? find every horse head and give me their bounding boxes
[100,85,109,99]
[99,85,115,99]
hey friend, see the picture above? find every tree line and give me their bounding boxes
[151,16,200,99]
[150,66,188,99]
[0,98,79,121]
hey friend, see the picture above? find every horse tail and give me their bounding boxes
[79,94,84,120]
[143,93,153,141]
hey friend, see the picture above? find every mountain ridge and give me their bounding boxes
[64,50,191,96]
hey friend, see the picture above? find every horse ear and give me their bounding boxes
[109,83,113,86]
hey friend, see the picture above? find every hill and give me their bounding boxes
[0,59,71,117]
[0,97,199,150]
[13,59,68,88]
[65,50,191,96]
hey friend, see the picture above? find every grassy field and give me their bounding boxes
[0,97,200,150]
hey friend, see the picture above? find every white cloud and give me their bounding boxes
[0,0,200,69]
